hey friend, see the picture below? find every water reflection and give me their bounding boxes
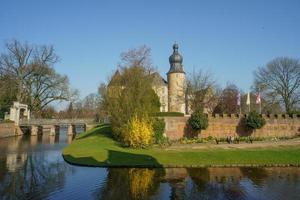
[0,134,75,200]
[93,167,300,200]
[1,153,72,199]
[0,134,300,200]
[96,168,164,200]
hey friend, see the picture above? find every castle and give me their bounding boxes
[152,43,186,113]
[110,43,187,114]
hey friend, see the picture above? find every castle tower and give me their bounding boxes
[167,43,186,113]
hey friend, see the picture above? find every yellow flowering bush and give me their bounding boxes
[123,115,153,148]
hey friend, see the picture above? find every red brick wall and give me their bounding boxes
[164,114,300,140]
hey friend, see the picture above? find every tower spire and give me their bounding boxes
[167,43,184,74]
[167,43,186,114]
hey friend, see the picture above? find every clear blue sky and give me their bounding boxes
[1,0,300,99]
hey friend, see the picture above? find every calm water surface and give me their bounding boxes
[1,130,300,200]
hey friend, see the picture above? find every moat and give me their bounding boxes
[1,131,300,200]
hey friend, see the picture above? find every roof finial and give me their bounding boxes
[173,42,179,52]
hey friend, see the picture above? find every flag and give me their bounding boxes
[256,92,261,104]
[246,92,250,105]
[237,93,241,106]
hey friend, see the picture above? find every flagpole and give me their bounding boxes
[249,92,251,113]
[237,92,242,115]
[258,87,262,114]
[246,92,251,113]
[260,101,262,114]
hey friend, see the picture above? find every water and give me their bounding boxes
[1,130,300,200]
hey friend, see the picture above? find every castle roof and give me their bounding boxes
[151,72,168,86]
[167,43,185,74]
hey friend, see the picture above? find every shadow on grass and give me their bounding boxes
[76,123,112,140]
[63,149,163,168]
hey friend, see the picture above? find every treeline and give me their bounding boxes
[56,93,101,119]
[186,58,299,115]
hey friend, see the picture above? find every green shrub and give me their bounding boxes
[245,111,266,130]
[104,65,161,145]
[152,118,168,144]
[151,112,184,117]
[188,109,208,131]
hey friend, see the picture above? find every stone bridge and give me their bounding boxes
[19,118,96,136]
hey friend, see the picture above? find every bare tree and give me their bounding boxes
[82,93,99,110]
[97,83,109,121]
[254,57,300,113]
[214,83,240,114]
[80,93,100,119]
[186,69,220,113]
[0,40,71,116]
[0,40,33,102]
[26,63,70,113]
[119,45,154,73]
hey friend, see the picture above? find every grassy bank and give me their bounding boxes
[62,124,300,167]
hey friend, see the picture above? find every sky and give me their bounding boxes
[1,0,300,101]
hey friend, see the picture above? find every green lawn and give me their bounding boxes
[62,124,300,167]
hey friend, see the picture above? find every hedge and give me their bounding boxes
[151,112,184,117]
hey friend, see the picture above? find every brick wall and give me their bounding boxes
[164,114,300,140]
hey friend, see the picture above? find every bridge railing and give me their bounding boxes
[19,118,95,126]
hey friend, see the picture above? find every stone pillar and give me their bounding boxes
[15,108,20,125]
[67,125,73,136]
[85,124,90,131]
[27,110,30,120]
[31,125,39,136]
[86,124,94,131]
[49,125,56,136]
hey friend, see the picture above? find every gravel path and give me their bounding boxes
[165,138,300,150]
